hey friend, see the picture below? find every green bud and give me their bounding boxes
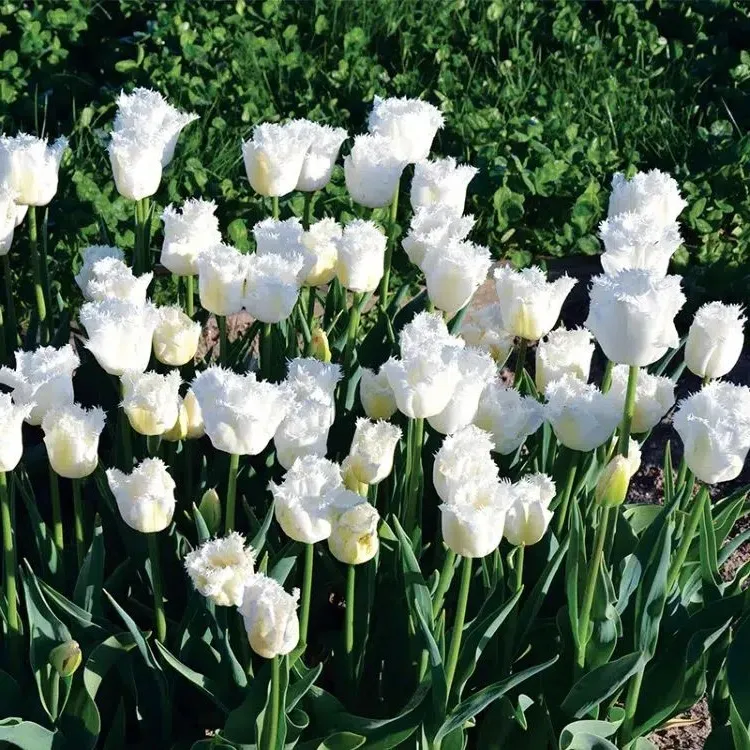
[310,327,331,363]
[49,640,82,678]
[198,488,222,535]
[596,455,635,508]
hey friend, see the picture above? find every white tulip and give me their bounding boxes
[106,457,176,533]
[609,364,675,433]
[595,439,642,508]
[242,121,310,198]
[608,169,686,229]
[302,218,342,287]
[196,243,248,317]
[0,394,33,472]
[286,358,342,402]
[535,327,595,395]
[273,400,332,470]
[328,498,380,565]
[239,574,300,658]
[245,252,303,323]
[153,305,201,367]
[544,374,622,451]
[82,256,152,304]
[402,205,475,268]
[359,366,398,420]
[14,203,27,227]
[410,157,477,215]
[685,302,745,380]
[428,347,496,435]
[121,369,182,437]
[184,389,205,439]
[42,403,106,479]
[270,455,346,543]
[160,199,222,276]
[586,269,685,366]
[504,473,556,547]
[344,134,407,209]
[368,95,444,163]
[162,398,189,443]
[184,532,255,607]
[398,310,465,359]
[458,303,515,363]
[253,217,310,284]
[80,299,159,376]
[191,366,288,455]
[108,131,163,201]
[493,266,577,341]
[0,133,67,206]
[335,219,387,293]
[0,182,16,255]
[75,245,125,296]
[288,120,348,192]
[673,381,750,484]
[0,344,79,425]
[345,418,402,485]
[599,212,682,277]
[473,380,545,455]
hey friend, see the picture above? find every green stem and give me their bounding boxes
[72,478,85,567]
[186,274,195,318]
[305,286,316,356]
[445,556,472,696]
[345,563,356,685]
[403,417,424,534]
[343,292,363,372]
[261,322,272,380]
[668,486,708,591]
[299,543,314,648]
[147,434,161,458]
[28,206,48,344]
[272,196,279,220]
[431,547,457,619]
[302,192,313,230]
[49,464,64,581]
[377,183,400,313]
[618,365,639,456]
[40,209,53,341]
[218,315,228,367]
[225,453,240,534]
[139,197,151,272]
[601,359,614,393]
[119,382,133,470]
[147,533,166,643]
[266,655,281,749]
[513,338,528,389]
[132,199,141,273]
[576,506,611,670]
[3,255,18,352]
[0,471,20,670]
[620,664,645,745]
[503,545,524,673]
[555,451,579,537]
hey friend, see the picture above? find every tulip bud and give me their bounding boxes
[359,367,397,420]
[121,370,182,437]
[0,133,68,206]
[162,399,189,442]
[310,327,332,363]
[49,640,82,678]
[273,400,330,470]
[253,217,310,285]
[342,458,369,497]
[302,218,342,287]
[328,498,380,565]
[504,474,556,546]
[197,488,222,535]
[184,389,205,439]
[239,574,300,658]
[42,404,106,479]
[160,199,221,277]
[684,302,745,380]
[368,95,444,163]
[109,132,163,201]
[196,243,249,317]
[335,219,387,293]
[153,306,201,367]
[410,156,477,216]
[0,394,34,472]
[345,418,402,485]
[596,441,641,508]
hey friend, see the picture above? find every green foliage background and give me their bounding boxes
[1,0,749,305]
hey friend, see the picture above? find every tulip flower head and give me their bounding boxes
[162,398,189,442]
[239,574,300,658]
[152,305,201,367]
[586,269,685,366]
[0,394,33,472]
[367,95,444,163]
[607,169,686,230]
[81,256,152,304]
[0,344,79,426]
[196,243,249,317]
[184,532,255,607]
[121,369,182,437]
[245,252,303,323]
[402,205,475,268]
[359,366,398,420]
[106,457,177,533]
[42,403,106,479]
[0,133,68,206]
[458,303,515,363]
[609,364,675,433]
[504,473,556,546]
[108,131,164,201]
[335,219,387,293]
[288,120,348,192]
[184,389,205,439]
[344,418,402,485]
[253,217,310,284]
[410,156,477,215]
[344,133,407,209]
[535,327,595,395]
[493,266,577,341]
[684,302,745,380]
[0,182,16,254]
[673,381,750,484]
[595,439,642,508]
[328,497,380,565]
[160,198,222,276]
[302,218,342,287]
[75,245,126,297]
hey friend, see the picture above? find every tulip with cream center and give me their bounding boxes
[108,132,164,201]
[302,218,342,287]
[0,344,79,425]
[458,303,515,363]
[81,256,152,303]
[343,418,401,486]
[253,217,309,281]
[586,269,686,366]
[402,205,475,268]
[535,327,594,394]
[42,404,106,479]
[335,219,387,293]
[410,156,477,215]
[288,120,348,192]
[160,198,222,277]
[359,366,398,420]
[245,252,303,324]
[184,532,255,607]
[607,169,686,229]
[684,301,745,380]
[196,243,249,317]
[609,364,675,433]
[595,438,642,508]
[239,574,300,658]
[504,474,556,547]
[493,266,577,341]
[0,133,68,206]
[74,245,125,296]
[328,497,381,565]
[153,305,201,366]
[673,381,750,484]
[120,370,182,437]
[0,394,33,472]
[344,134,407,209]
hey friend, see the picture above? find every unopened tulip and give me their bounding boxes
[310,326,332,362]
[595,439,642,508]
[49,640,82,678]
[368,95,443,163]
[0,133,68,206]
[121,369,182,437]
[493,266,576,341]
[458,303,515,363]
[245,252,303,323]
[184,532,255,607]
[0,182,16,254]
[402,205,475,268]
[106,457,176,533]
[162,398,189,442]
[302,218,342,287]
[359,366,398,420]
[109,131,163,201]
[609,364,675,433]
[535,327,594,395]
[75,245,125,296]
[153,305,201,366]
[344,134,407,209]
[345,418,401,485]
[328,498,380,565]
[42,403,106,479]
[288,120,348,192]
[196,243,249,317]
[607,169,686,229]
[410,156,477,215]
[335,219,387,293]
[586,269,685,366]
[504,473,556,546]
[239,574,300,658]
[0,394,33,471]
[673,381,750,484]
[684,301,745,380]
[160,198,222,276]
[82,256,152,304]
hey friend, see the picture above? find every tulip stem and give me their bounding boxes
[555,451,579,537]
[378,183,400,313]
[147,532,166,643]
[299,543,314,649]
[185,275,195,318]
[40,209,54,339]
[225,453,240,534]
[668,485,708,592]
[345,563,356,685]
[343,292,363,373]
[119,382,133,470]
[576,506,610,671]
[618,365,639,456]
[403,417,424,534]
[445,555,472,696]
[302,192,313,230]
[601,359,614,393]
[513,338,528,389]
[502,545,525,674]
[266,655,281,749]
[218,315,228,367]
[305,286,316,355]
[431,547,457,619]
[261,322,273,380]
[2,256,18,352]
[72,478,85,567]
[28,206,48,344]
[49,464,65,582]
[271,196,279,220]
[620,665,645,746]
[0,470,20,670]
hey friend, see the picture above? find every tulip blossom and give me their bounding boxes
[80,299,159,376]
[270,455,347,543]
[493,266,577,341]
[286,358,342,403]
[184,532,255,607]
[152,305,201,366]
[196,243,249,317]
[82,256,152,304]
[535,327,595,395]
[359,366,398,420]
[684,301,745,380]
[108,131,164,201]
[504,473,556,547]
[75,245,125,296]
[402,205,475,268]
[595,439,642,508]
[106,457,177,533]
[586,269,685,367]
[239,574,300,658]
[0,182,16,254]
[544,374,622,452]
[673,381,750,484]
[121,370,182,437]
[288,120,348,192]
[607,169,686,229]
[474,380,545,455]
[410,156,477,215]
[335,219,387,293]
[609,364,675,433]
[0,344,79,425]
[344,134,407,209]
[328,498,380,565]
[344,418,402,485]
[160,198,222,276]
[0,394,33,472]
[242,121,311,198]
[428,347,496,435]
[367,95,444,163]
[302,218,342,287]
[42,403,106,479]
[191,366,288,455]
[245,252,303,323]
[0,133,68,206]
[14,203,27,227]
[458,303,515,363]
[163,398,189,443]
[253,217,311,284]
[184,389,205,439]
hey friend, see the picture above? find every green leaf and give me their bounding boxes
[0,719,59,749]
[731,697,750,750]
[565,500,585,650]
[728,615,750,727]
[287,662,324,711]
[560,719,621,749]
[73,520,105,616]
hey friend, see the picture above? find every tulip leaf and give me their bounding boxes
[698,496,721,591]
[250,501,277,554]
[728,613,750,728]
[392,517,434,627]
[38,579,110,641]
[308,733,366,750]
[192,502,212,544]
[559,719,621,749]
[15,468,59,578]
[0,719,59,750]
[730,697,750,750]
[565,500,585,650]
[287,662,324,711]
[73,518,105,616]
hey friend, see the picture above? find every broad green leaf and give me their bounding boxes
[0,719,59,750]
[560,719,620,749]
[73,519,105,616]
[728,614,750,727]
[287,662,324,711]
